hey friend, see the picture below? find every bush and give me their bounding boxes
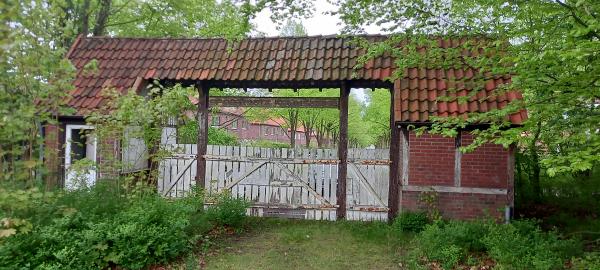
[178,121,239,146]
[0,182,212,269]
[417,220,488,269]
[571,252,600,269]
[483,220,581,270]
[413,220,581,270]
[205,193,249,229]
[393,211,430,233]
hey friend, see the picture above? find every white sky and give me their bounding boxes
[251,0,384,37]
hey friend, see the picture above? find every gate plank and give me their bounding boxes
[349,163,387,208]
[275,162,332,207]
[224,161,268,190]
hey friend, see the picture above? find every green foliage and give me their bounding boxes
[245,139,290,149]
[413,220,582,270]
[393,211,430,233]
[0,182,247,269]
[483,221,581,270]
[335,0,600,174]
[363,90,391,147]
[571,252,600,269]
[0,0,74,183]
[177,120,239,146]
[417,221,488,269]
[205,192,249,229]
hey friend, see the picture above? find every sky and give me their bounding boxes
[251,0,385,36]
[251,1,384,102]
[252,1,344,37]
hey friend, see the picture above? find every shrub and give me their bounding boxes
[412,219,582,270]
[417,220,488,269]
[393,211,430,233]
[571,252,600,269]
[482,220,581,270]
[0,182,210,269]
[205,193,249,229]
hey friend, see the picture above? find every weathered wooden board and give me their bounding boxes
[158,144,390,221]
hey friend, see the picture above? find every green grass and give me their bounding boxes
[201,218,412,270]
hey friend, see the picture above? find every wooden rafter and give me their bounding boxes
[209,96,339,108]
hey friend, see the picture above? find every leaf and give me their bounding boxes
[0,228,17,238]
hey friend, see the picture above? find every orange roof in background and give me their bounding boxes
[65,35,526,124]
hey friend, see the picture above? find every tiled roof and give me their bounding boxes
[66,35,526,124]
[394,69,527,124]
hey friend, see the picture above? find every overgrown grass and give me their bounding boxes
[198,218,412,270]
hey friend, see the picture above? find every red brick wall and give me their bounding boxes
[401,191,506,220]
[460,133,509,189]
[408,132,455,186]
[43,124,61,188]
[399,129,512,220]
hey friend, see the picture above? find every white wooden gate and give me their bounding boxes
[158,144,389,221]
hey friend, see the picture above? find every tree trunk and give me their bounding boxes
[304,128,311,148]
[529,121,542,202]
[79,0,91,36]
[92,0,112,36]
[288,110,299,148]
[290,129,296,149]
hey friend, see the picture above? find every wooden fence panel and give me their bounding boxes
[158,144,390,221]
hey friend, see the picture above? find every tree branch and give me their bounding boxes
[555,0,600,39]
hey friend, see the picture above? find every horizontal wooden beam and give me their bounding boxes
[209,96,339,108]
[163,79,394,90]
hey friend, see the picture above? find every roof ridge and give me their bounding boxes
[82,34,389,41]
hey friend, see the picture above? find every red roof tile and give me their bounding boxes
[66,35,525,124]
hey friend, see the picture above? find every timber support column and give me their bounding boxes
[388,85,401,221]
[337,82,349,220]
[196,82,209,189]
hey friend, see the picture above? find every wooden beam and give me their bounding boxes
[454,130,462,187]
[388,86,401,221]
[337,82,349,220]
[209,96,339,108]
[196,82,209,188]
[162,79,394,90]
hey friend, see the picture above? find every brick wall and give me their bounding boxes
[401,191,507,220]
[408,132,455,186]
[399,129,512,220]
[43,124,61,189]
[460,133,508,189]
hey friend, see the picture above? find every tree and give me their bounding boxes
[334,0,600,183]
[0,0,316,186]
[0,1,75,184]
[363,90,390,148]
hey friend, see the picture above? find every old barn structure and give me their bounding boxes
[44,35,526,221]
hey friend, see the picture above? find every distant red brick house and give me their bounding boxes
[208,107,315,145]
[44,35,526,220]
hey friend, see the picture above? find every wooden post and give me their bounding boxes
[337,82,349,220]
[388,86,401,221]
[196,82,209,188]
